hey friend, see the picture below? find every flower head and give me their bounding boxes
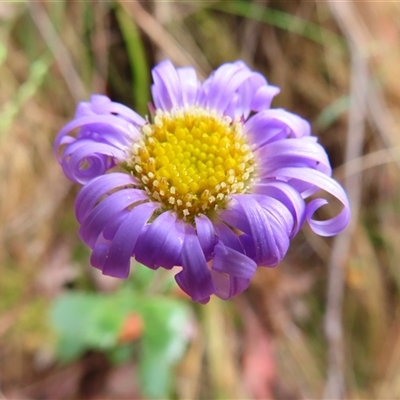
[55,60,350,303]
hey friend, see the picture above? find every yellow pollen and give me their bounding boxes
[127,106,256,220]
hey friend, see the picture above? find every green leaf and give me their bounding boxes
[50,290,191,398]
[50,291,137,362]
[108,343,136,365]
[51,292,96,362]
[129,262,156,291]
[138,298,191,399]
[56,335,87,363]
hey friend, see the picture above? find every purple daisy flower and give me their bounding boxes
[55,60,350,304]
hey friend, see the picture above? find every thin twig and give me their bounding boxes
[117,1,206,78]
[91,0,110,93]
[367,82,400,171]
[324,2,370,398]
[324,48,367,400]
[335,147,400,181]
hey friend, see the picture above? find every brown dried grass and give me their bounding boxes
[1,1,400,399]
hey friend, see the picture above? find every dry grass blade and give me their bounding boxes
[335,147,400,180]
[324,2,370,398]
[117,0,206,77]
[367,84,400,170]
[28,2,86,101]
[90,1,110,93]
[201,299,247,399]
[155,2,212,74]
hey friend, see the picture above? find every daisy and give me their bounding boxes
[54,60,350,303]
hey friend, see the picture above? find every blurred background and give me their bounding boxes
[1,1,400,399]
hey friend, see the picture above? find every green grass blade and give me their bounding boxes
[0,53,52,138]
[0,42,7,68]
[116,6,150,116]
[315,95,350,130]
[209,1,345,49]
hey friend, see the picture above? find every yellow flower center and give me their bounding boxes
[127,107,256,221]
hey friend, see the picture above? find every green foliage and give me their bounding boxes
[115,5,150,116]
[315,96,350,130]
[210,0,345,48]
[0,54,52,136]
[139,298,191,398]
[50,275,191,399]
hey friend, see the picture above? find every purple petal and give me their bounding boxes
[55,114,139,157]
[151,63,199,110]
[90,240,110,270]
[219,207,251,233]
[151,60,184,111]
[238,233,257,261]
[74,95,110,118]
[103,210,130,241]
[252,180,306,237]
[244,109,311,149]
[225,71,265,119]
[101,202,159,278]
[78,188,148,248]
[74,95,145,127]
[256,138,332,177]
[76,121,135,148]
[198,61,254,115]
[251,195,294,239]
[231,71,279,118]
[229,195,286,266]
[271,167,350,236]
[175,225,216,303]
[198,61,279,119]
[223,93,240,120]
[195,214,216,260]
[210,270,250,300]
[134,211,185,269]
[198,61,280,119]
[212,241,257,279]
[220,203,284,263]
[176,66,200,107]
[54,113,140,183]
[60,140,126,184]
[75,173,137,224]
[250,85,281,111]
[90,96,145,126]
[306,198,350,237]
[213,218,244,253]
